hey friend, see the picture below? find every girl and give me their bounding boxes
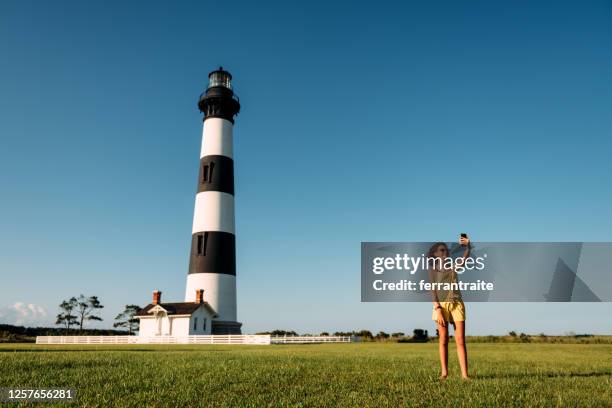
[428,235,470,379]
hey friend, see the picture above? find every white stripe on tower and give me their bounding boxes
[191,191,235,234]
[185,67,242,335]
[200,118,233,158]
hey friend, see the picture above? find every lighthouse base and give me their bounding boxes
[212,320,243,334]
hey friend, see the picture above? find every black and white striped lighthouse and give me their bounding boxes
[185,67,242,334]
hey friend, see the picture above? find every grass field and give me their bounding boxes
[0,343,610,407]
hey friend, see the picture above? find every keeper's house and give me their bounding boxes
[136,290,217,336]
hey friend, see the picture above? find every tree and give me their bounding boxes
[275,330,298,336]
[114,305,142,335]
[391,332,405,338]
[56,297,78,332]
[375,331,390,340]
[254,330,299,336]
[75,295,104,332]
[356,330,373,339]
[519,332,531,343]
[412,329,428,342]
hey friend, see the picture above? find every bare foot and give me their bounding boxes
[461,376,471,380]
[440,373,448,380]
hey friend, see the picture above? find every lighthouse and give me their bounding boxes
[184,67,242,334]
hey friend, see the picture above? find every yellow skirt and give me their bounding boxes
[432,300,466,323]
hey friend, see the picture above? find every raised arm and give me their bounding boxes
[456,234,471,268]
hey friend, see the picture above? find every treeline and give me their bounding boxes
[256,329,430,342]
[0,324,128,343]
[2,324,609,344]
[471,332,611,344]
[255,330,612,344]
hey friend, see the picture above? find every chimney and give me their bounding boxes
[195,289,204,304]
[152,290,162,305]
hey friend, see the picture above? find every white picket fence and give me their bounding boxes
[36,335,271,345]
[35,335,355,345]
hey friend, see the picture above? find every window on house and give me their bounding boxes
[193,317,198,331]
[203,318,207,331]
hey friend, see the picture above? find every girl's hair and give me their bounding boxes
[427,242,449,259]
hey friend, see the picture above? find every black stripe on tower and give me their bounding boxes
[188,231,236,275]
[198,155,234,195]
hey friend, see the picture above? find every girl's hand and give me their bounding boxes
[436,309,446,327]
[460,235,470,246]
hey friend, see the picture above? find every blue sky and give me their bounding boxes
[1,1,611,335]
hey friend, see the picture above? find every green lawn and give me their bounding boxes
[0,343,610,407]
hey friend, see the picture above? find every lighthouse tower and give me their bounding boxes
[185,67,242,334]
